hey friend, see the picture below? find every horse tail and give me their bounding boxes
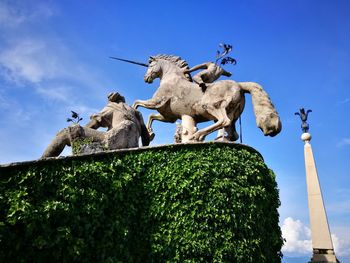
[238,82,282,136]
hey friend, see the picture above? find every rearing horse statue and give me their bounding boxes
[132,54,281,142]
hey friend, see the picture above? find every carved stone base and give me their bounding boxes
[310,249,339,263]
[181,115,197,143]
[78,142,106,155]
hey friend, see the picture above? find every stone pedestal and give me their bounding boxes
[181,115,197,143]
[302,133,339,263]
[77,142,105,155]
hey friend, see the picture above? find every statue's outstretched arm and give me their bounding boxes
[85,118,100,129]
[185,63,209,73]
[85,107,112,129]
[222,69,232,77]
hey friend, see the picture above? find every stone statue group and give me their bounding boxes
[42,48,282,158]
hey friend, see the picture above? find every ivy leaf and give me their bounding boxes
[0,143,283,262]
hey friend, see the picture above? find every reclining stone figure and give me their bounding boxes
[41,92,150,158]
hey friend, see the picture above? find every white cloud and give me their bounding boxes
[0,1,109,96]
[0,36,110,101]
[0,1,115,164]
[337,98,350,105]
[0,2,61,84]
[0,35,112,118]
[328,201,350,214]
[36,85,72,102]
[0,91,33,126]
[281,217,312,255]
[0,1,26,28]
[337,138,350,148]
[0,91,10,109]
[0,39,67,84]
[281,217,350,257]
[0,1,53,29]
[332,233,350,256]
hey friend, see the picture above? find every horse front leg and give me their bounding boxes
[132,98,167,110]
[146,113,177,141]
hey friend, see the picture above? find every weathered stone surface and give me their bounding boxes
[76,141,106,155]
[302,133,339,263]
[41,92,150,158]
[132,54,281,143]
[186,61,232,88]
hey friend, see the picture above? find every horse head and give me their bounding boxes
[144,56,162,83]
[144,54,191,84]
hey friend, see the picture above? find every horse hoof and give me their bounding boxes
[215,136,230,142]
[192,132,205,142]
[149,131,155,141]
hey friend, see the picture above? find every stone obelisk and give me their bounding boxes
[296,108,339,263]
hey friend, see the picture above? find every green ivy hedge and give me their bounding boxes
[0,143,283,262]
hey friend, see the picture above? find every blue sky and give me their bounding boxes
[0,0,349,261]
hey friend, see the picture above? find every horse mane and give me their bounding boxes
[150,54,192,81]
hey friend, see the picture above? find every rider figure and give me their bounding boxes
[185,62,232,92]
